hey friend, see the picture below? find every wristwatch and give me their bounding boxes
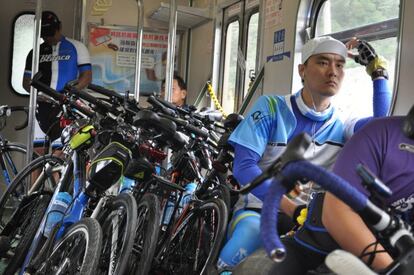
[371,68,389,80]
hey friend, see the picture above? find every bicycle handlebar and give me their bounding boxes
[258,134,393,263]
[31,72,66,102]
[31,73,95,118]
[87,83,125,102]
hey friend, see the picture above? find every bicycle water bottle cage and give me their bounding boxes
[87,141,131,193]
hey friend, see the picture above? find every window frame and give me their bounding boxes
[9,11,35,97]
[306,0,401,116]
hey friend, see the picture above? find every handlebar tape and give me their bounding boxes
[261,160,385,262]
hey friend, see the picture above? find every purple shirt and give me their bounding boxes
[333,116,414,217]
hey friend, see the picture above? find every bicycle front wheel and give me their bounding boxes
[96,192,137,275]
[160,198,228,275]
[0,154,64,230]
[38,218,102,275]
[130,193,161,275]
[0,142,33,194]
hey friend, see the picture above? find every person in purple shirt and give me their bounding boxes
[233,114,414,275]
[323,115,414,272]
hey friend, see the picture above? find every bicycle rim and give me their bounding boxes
[97,193,137,275]
[161,198,228,275]
[0,155,64,230]
[39,218,102,275]
[130,193,161,275]
[0,143,28,193]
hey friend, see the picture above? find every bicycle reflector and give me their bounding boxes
[87,142,131,193]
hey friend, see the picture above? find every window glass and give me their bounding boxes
[244,12,259,99]
[316,0,399,35]
[222,21,240,114]
[11,14,39,95]
[314,0,399,119]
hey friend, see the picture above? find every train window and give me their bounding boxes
[11,13,37,95]
[222,20,240,114]
[314,0,400,118]
[244,12,259,99]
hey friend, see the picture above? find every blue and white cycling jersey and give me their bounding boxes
[229,90,359,210]
[230,90,355,171]
[25,36,91,92]
[25,36,91,146]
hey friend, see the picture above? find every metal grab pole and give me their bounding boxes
[164,0,177,103]
[134,0,144,101]
[26,0,43,165]
[162,0,178,169]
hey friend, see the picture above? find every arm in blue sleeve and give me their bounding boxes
[373,78,391,117]
[233,143,271,201]
[354,79,391,132]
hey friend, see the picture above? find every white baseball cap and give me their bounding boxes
[301,36,347,63]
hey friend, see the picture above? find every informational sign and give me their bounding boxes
[266,29,290,62]
[88,24,179,96]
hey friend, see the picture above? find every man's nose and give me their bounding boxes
[328,63,338,77]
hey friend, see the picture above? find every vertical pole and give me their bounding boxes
[26,0,43,165]
[211,0,222,109]
[134,0,144,101]
[164,0,178,103]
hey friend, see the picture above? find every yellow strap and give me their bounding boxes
[207,82,227,118]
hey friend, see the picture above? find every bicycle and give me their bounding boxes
[17,74,142,275]
[0,105,35,194]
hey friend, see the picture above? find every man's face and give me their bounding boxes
[162,79,186,107]
[299,53,345,98]
[41,29,60,45]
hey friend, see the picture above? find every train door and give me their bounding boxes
[220,0,259,114]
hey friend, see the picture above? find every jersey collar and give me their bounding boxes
[294,89,334,121]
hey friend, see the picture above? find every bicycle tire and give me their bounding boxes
[130,193,161,275]
[1,193,51,275]
[160,198,228,275]
[0,154,64,230]
[96,192,137,275]
[0,142,34,194]
[38,218,102,275]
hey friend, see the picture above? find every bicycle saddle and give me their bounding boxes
[224,113,244,130]
[133,109,161,128]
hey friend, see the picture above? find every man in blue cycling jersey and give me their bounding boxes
[23,11,92,149]
[217,36,391,271]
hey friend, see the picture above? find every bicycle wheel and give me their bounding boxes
[37,218,102,275]
[159,198,228,275]
[0,142,34,194]
[129,193,161,275]
[96,193,137,275]
[0,193,51,274]
[0,154,64,230]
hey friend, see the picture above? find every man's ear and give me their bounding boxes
[182,89,187,99]
[298,64,305,80]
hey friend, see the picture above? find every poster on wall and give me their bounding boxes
[88,24,179,96]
